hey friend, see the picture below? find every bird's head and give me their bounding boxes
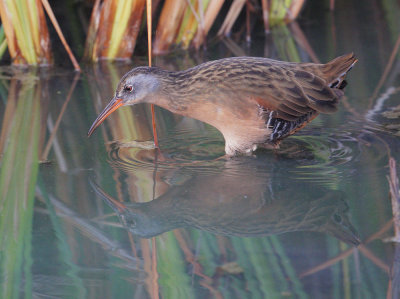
[90,178,173,238]
[88,67,163,136]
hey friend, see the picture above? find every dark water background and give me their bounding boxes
[1,1,400,298]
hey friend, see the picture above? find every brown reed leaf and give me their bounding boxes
[217,0,246,37]
[192,0,224,49]
[388,157,400,239]
[41,0,79,69]
[84,0,145,61]
[0,0,52,65]
[261,0,270,33]
[284,0,305,22]
[153,0,188,55]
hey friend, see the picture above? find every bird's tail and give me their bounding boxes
[322,53,358,89]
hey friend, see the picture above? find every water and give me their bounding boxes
[1,2,400,298]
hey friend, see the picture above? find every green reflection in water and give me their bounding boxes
[37,176,86,298]
[157,232,195,298]
[0,76,40,298]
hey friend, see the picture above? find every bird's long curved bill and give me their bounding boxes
[88,98,123,137]
[89,179,128,213]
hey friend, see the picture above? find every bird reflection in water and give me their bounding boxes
[91,159,360,246]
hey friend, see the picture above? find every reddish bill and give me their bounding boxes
[88,98,123,136]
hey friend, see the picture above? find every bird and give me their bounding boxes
[90,165,360,245]
[88,54,357,156]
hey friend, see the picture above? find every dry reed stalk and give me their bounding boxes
[0,0,51,65]
[289,22,320,63]
[35,190,140,265]
[84,0,145,61]
[151,237,160,299]
[152,0,217,53]
[0,81,17,152]
[390,244,400,299]
[299,247,355,278]
[173,230,223,298]
[388,157,400,240]
[83,0,101,61]
[147,0,152,67]
[214,0,305,43]
[0,27,7,59]
[175,0,211,49]
[198,0,205,37]
[387,158,400,299]
[358,246,389,273]
[153,0,188,54]
[284,0,305,22]
[369,33,400,106]
[222,37,247,56]
[300,220,394,278]
[261,0,270,33]
[192,0,224,49]
[269,0,305,27]
[176,0,200,48]
[173,230,212,282]
[141,239,155,297]
[151,0,161,17]
[41,0,80,70]
[330,0,335,11]
[217,0,246,37]
[41,73,80,161]
[245,0,251,42]
[146,0,159,149]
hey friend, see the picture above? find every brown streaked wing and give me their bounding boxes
[252,66,339,121]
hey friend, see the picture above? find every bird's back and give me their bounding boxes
[169,54,357,155]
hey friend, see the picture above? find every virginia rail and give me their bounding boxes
[90,166,360,245]
[88,54,357,155]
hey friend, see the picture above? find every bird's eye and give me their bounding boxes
[333,214,342,223]
[124,85,133,92]
[125,218,136,228]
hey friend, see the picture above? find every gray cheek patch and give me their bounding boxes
[131,74,160,100]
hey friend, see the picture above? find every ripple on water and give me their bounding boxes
[252,128,364,187]
[107,129,227,175]
[281,130,358,165]
[106,125,372,185]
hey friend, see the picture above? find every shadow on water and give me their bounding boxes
[90,157,361,245]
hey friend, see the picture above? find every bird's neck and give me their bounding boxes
[146,69,206,115]
[146,69,255,145]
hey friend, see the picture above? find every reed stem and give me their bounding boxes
[0,0,51,65]
[41,0,80,70]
